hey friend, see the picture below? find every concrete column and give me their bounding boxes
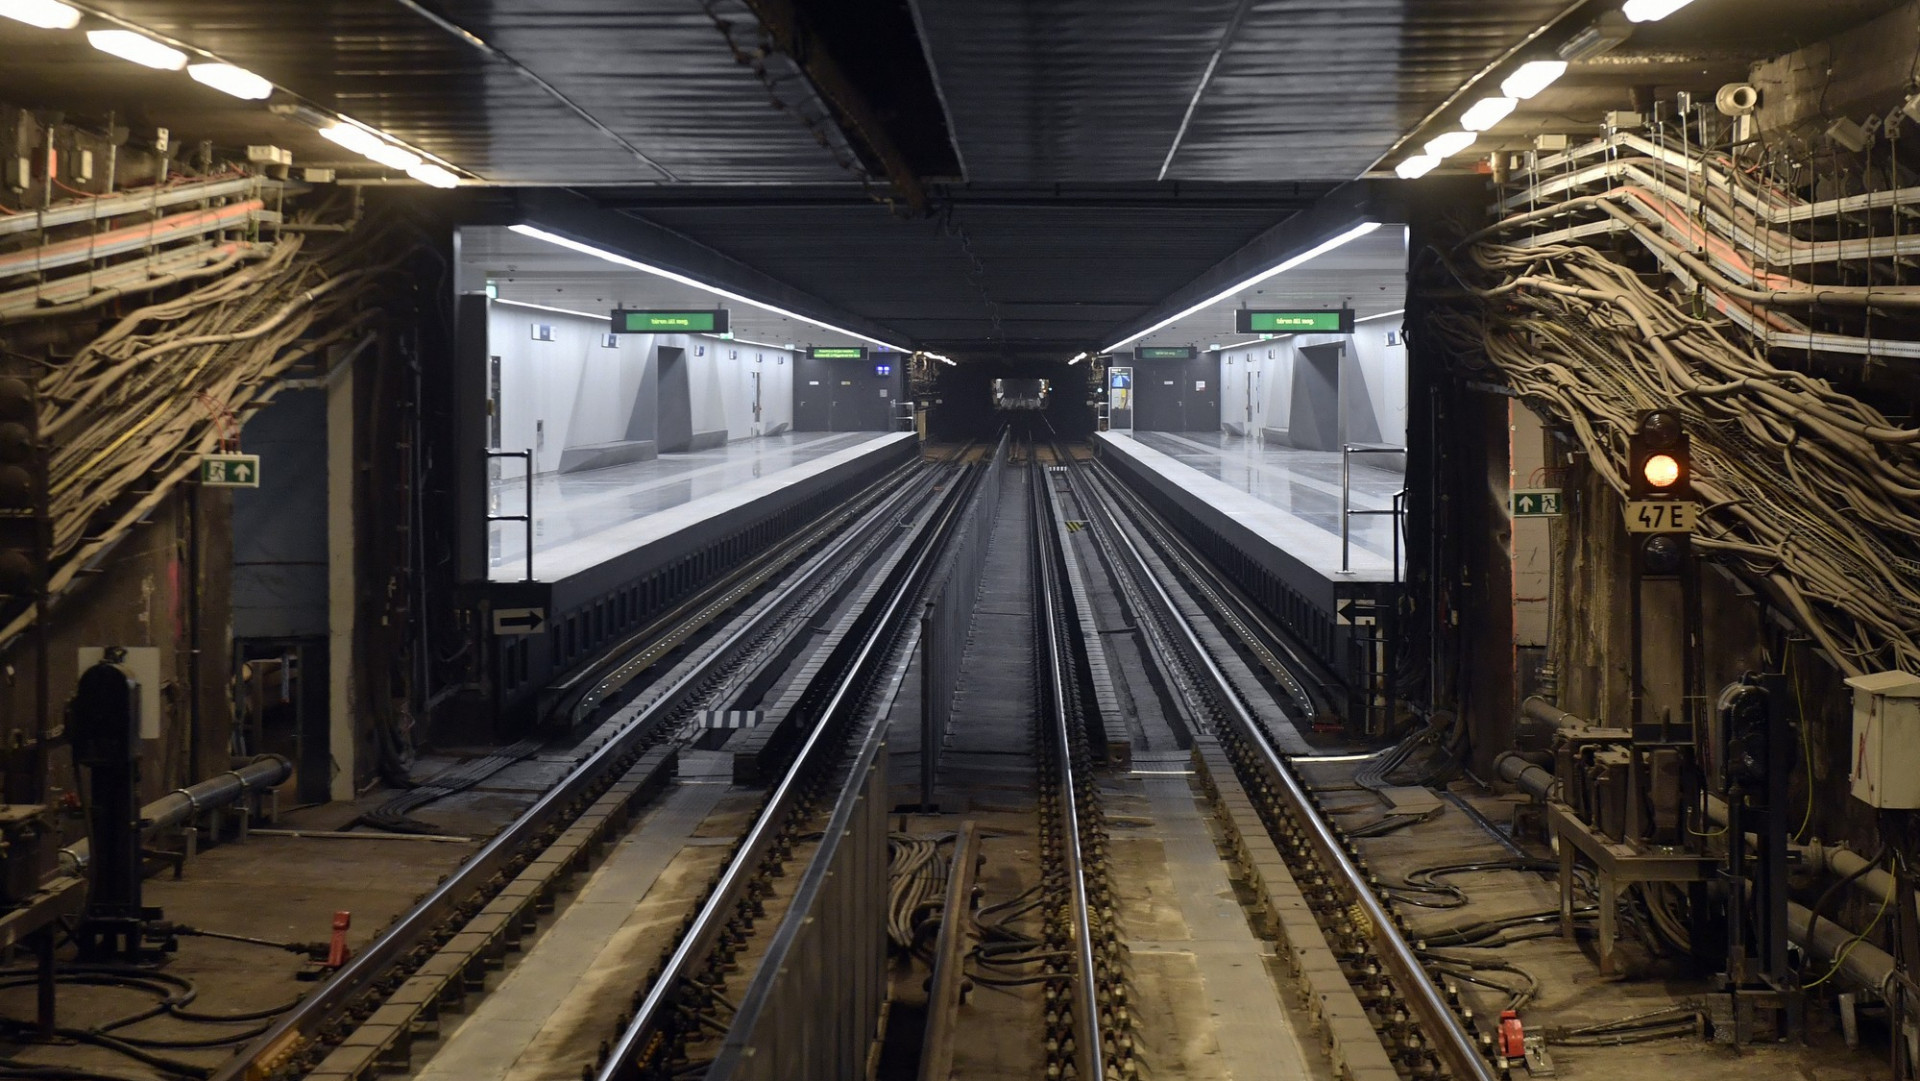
[327,353,357,801]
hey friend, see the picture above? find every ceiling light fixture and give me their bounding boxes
[1101,221,1382,353]
[187,62,273,100]
[1355,308,1407,323]
[1558,12,1633,61]
[1501,60,1567,100]
[491,297,608,322]
[0,0,79,29]
[1424,131,1478,158]
[509,224,913,353]
[364,142,420,170]
[1460,96,1519,131]
[1394,154,1440,179]
[1068,351,1089,365]
[406,162,460,188]
[88,29,187,70]
[320,122,380,155]
[1622,0,1696,22]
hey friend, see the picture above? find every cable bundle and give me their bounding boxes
[1427,136,1920,676]
[3,204,404,655]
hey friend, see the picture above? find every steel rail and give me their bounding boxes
[1085,457,1338,726]
[1033,460,1104,1081]
[213,456,936,1081]
[1070,457,1499,1081]
[599,452,985,1081]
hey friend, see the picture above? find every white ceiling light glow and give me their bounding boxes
[1460,96,1518,131]
[508,224,913,353]
[0,0,80,29]
[364,142,421,170]
[188,63,273,100]
[88,29,188,70]
[1424,130,1478,158]
[320,122,380,155]
[407,162,460,188]
[1622,0,1696,22]
[1101,221,1383,353]
[1501,60,1567,100]
[1395,154,1440,179]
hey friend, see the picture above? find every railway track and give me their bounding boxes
[213,433,1508,1081]
[1054,445,1498,1081]
[216,446,976,1081]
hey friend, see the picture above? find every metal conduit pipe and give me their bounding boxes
[57,754,292,874]
[1497,711,1900,996]
[1790,900,1899,1000]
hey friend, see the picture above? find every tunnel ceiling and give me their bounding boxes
[4,0,1906,358]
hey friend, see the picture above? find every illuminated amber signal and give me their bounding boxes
[1642,453,1681,489]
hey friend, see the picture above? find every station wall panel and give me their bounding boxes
[1217,321,1407,448]
[485,302,795,476]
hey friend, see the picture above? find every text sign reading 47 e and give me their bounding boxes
[1510,488,1563,517]
[1623,500,1699,533]
[200,454,260,488]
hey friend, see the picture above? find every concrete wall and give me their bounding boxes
[1217,320,1408,448]
[485,302,795,476]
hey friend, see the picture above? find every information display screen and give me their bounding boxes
[612,309,730,334]
[1234,309,1355,334]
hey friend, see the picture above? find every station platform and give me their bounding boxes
[489,432,904,583]
[1094,430,1407,735]
[479,431,918,729]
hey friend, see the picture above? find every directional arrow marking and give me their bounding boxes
[493,607,547,635]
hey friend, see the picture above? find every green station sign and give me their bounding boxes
[612,309,730,334]
[1136,345,1197,360]
[1234,309,1355,335]
[807,346,870,360]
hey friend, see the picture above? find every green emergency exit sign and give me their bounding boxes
[201,453,260,488]
[612,309,730,334]
[807,346,869,359]
[1235,309,1355,334]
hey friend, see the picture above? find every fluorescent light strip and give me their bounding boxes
[1102,221,1382,353]
[0,0,80,30]
[1395,155,1440,179]
[1501,59,1567,101]
[88,28,186,70]
[1622,0,1695,22]
[1460,96,1518,132]
[188,62,272,100]
[509,224,911,353]
[489,297,609,322]
[1356,308,1407,323]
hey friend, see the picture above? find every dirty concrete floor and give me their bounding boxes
[1304,758,1896,1081]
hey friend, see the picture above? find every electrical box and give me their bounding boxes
[1534,133,1571,152]
[247,145,292,166]
[1604,111,1644,130]
[1846,670,1920,808]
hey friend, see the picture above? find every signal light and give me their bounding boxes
[1627,410,1691,500]
[1642,453,1681,489]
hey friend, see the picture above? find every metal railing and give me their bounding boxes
[486,448,534,582]
[917,431,1010,807]
[1338,442,1407,577]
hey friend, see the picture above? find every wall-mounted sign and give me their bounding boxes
[201,453,261,488]
[1234,309,1355,334]
[611,309,730,334]
[1136,345,1196,360]
[1511,489,1564,517]
[808,346,869,360]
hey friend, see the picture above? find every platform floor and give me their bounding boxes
[1117,430,1406,581]
[489,431,893,582]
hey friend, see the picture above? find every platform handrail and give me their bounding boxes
[486,448,534,582]
[1339,442,1408,576]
